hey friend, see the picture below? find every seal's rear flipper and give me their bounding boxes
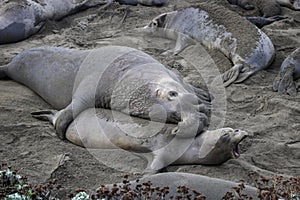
[31,110,57,124]
[220,64,243,87]
[246,16,287,28]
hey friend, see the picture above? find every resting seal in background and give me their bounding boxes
[144,2,275,87]
[0,0,106,44]
[32,108,248,174]
[104,172,258,199]
[227,0,300,27]
[0,46,211,140]
[273,47,300,96]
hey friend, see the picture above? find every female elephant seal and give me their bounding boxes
[32,108,248,174]
[0,0,106,44]
[0,46,211,140]
[144,2,275,87]
[105,172,258,199]
[273,47,300,96]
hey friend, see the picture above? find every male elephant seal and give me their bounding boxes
[0,0,106,44]
[32,108,248,174]
[104,172,258,199]
[144,2,275,87]
[273,47,300,96]
[0,46,211,140]
[227,0,300,27]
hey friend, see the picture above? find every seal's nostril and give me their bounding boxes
[168,90,178,97]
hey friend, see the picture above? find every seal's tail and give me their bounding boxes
[0,65,8,79]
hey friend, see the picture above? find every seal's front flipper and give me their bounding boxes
[274,65,297,96]
[31,110,57,124]
[174,33,195,55]
[246,16,287,28]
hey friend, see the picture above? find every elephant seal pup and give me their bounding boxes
[0,46,211,140]
[105,172,258,199]
[32,108,248,174]
[0,0,106,44]
[144,2,275,87]
[273,47,300,96]
[116,0,165,6]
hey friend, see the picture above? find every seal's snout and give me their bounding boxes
[231,129,248,159]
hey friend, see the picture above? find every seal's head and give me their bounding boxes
[196,128,248,165]
[144,11,178,30]
[146,82,211,126]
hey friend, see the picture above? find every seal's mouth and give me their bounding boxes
[231,134,248,159]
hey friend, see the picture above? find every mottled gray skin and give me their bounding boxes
[0,46,211,141]
[273,48,300,96]
[0,0,106,44]
[228,0,300,27]
[116,0,165,6]
[144,2,275,87]
[106,172,258,199]
[33,108,248,174]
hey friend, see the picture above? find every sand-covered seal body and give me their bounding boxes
[34,108,248,173]
[0,0,105,44]
[105,172,258,199]
[273,47,300,96]
[145,2,275,87]
[0,46,211,140]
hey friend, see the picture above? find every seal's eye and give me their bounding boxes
[220,132,230,143]
[290,0,295,3]
[168,91,178,97]
[152,20,158,27]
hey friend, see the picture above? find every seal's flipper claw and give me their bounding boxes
[31,110,57,123]
[174,33,195,55]
[234,63,256,83]
[221,64,242,87]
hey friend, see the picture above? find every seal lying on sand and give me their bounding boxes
[0,0,106,44]
[0,46,211,140]
[228,0,300,27]
[273,47,300,96]
[144,2,275,87]
[32,108,248,174]
[104,172,258,199]
[116,0,165,6]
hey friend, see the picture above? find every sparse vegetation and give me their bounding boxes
[1,164,299,200]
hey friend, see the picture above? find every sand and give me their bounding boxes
[0,0,299,198]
